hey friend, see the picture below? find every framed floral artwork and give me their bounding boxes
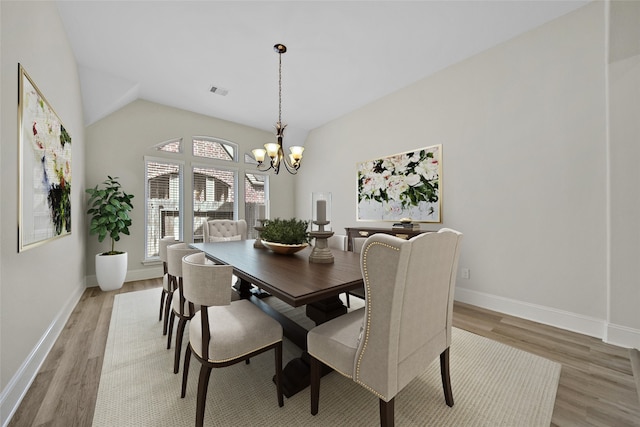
[357,145,441,222]
[18,64,72,252]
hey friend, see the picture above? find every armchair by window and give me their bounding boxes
[202,219,247,242]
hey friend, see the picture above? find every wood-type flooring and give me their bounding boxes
[7,279,640,427]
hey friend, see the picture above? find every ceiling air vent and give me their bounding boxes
[209,85,229,96]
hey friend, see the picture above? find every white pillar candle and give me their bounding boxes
[317,199,326,222]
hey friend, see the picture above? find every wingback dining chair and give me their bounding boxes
[202,219,247,242]
[308,229,463,427]
[166,243,201,374]
[180,252,283,427]
[159,236,182,336]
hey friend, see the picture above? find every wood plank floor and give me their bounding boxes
[7,279,640,427]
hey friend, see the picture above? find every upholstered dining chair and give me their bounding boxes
[327,235,355,307]
[202,219,247,242]
[327,234,347,251]
[159,236,182,336]
[180,252,284,427]
[166,243,201,374]
[344,236,367,307]
[308,229,463,427]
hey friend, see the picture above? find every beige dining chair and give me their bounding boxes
[308,229,463,427]
[327,235,354,307]
[344,236,367,307]
[327,234,347,251]
[159,236,181,336]
[202,219,247,242]
[166,243,201,374]
[180,252,284,427]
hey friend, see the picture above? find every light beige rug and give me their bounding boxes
[93,288,561,426]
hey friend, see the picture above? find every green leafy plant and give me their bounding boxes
[260,217,309,245]
[86,176,134,255]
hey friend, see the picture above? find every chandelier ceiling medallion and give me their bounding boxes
[252,44,304,175]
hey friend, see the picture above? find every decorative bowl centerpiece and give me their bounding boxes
[260,218,309,255]
[261,240,308,255]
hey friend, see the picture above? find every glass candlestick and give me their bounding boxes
[311,192,331,232]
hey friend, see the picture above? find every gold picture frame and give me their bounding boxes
[18,64,72,252]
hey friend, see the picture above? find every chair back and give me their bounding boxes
[354,228,462,400]
[159,236,181,271]
[352,237,367,254]
[182,252,234,307]
[167,243,200,279]
[327,234,347,251]
[203,219,247,242]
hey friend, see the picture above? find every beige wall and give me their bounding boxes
[84,100,296,282]
[295,2,640,345]
[608,0,640,343]
[0,1,86,422]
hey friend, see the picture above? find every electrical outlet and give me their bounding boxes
[461,268,470,279]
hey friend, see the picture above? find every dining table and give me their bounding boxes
[190,239,364,397]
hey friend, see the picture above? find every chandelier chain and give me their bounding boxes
[278,50,283,125]
[251,43,303,175]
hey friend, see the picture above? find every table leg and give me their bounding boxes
[249,294,346,397]
[306,296,347,325]
[234,278,253,299]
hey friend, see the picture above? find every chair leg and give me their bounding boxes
[167,312,175,349]
[196,364,213,427]
[345,292,351,308]
[440,347,454,407]
[275,342,283,407]
[181,345,192,398]
[174,317,187,374]
[159,290,166,321]
[310,355,321,415]
[162,290,173,335]
[379,397,395,427]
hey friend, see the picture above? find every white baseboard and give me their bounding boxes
[0,285,85,427]
[455,287,607,340]
[86,265,163,287]
[605,322,640,349]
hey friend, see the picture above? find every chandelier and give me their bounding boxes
[252,44,304,175]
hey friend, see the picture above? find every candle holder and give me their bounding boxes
[254,219,266,248]
[309,192,334,263]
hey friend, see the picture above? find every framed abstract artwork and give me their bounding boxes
[18,64,72,252]
[357,145,441,222]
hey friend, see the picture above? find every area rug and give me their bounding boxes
[93,288,561,426]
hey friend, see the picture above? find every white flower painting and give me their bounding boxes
[357,145,441,222]
[19,65,72,251]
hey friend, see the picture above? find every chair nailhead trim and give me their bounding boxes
[354,241,400,401]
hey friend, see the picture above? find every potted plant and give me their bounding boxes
[260,217,310,254]
[86,176,134,290]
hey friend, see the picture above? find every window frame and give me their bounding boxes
[191,162,239,243]
[144,155,184,261]
[192,136,238,162]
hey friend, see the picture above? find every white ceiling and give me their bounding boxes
[56,1,590,144]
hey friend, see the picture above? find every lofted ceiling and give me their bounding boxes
[56,0,590,145]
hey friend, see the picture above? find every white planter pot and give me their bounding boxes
[95,252,127,291]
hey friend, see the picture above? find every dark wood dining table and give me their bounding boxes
[190,240,364,396]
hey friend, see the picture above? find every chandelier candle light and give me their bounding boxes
[252,44,304,175]
[309,192,334,264]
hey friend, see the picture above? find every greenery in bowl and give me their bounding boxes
[260,217,309,245]
[86,176,134,255]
